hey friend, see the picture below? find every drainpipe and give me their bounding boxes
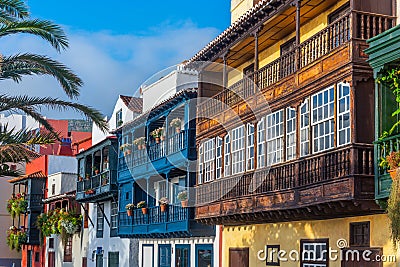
[219,225,223,267]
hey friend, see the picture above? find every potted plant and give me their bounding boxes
[177,191,188,208]
[6,226,26,252]
[85,173,91,180]
[93,166,100,175]
[133,137,146,150]
[170,118,182,133]
[120,143,132,155]
[101,173,109,186]
[159,127,166,141]
[125,203,135,216]
[78,175,83,182]
[85,189,95,195]
[159,197,169,212]
[7,193,28,218]
[150,128,162,143]
[385,151,400,180]
[388,170,400,247]
[137,201,148,214]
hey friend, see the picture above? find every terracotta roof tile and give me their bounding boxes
[8,170,46,183]
[120,95,143,114]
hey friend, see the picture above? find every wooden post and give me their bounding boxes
[222,52,228,89]
[295,0,301,70]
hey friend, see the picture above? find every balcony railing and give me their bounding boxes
[76,170,114,200]
[124,131,188,168]
[198,11,394,119]
[119,205,190,236]
[26,194,44,210]
[196,144,373,205]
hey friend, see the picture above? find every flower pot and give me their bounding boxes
[95,170,100,175]
[181,200,188,208]
[142,208,148,215]
[160,204,168,212]
[176,128,181,133]
[155,137,160,143]
[138,145,142,150]
[78,176,83,182]
[127,210,133,216]
[161,136,165,141]
[388,168,399,180]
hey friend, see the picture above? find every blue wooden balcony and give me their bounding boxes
[76,170,118,202]
[122,130,192,179]
[118,205,207,238]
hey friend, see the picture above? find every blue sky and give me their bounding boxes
[2,0,231,119]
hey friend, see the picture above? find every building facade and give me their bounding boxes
[117,68,218,267]
[189,0,398,266]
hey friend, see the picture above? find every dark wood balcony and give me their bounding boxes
[76,170,117,202]
[195,144,381,225]
[197,11,394,133]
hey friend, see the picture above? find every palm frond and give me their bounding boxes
[0,126,58,145]
[0,19,68,51]
[1,53,82,98]
[0,95,109,132]
[0,0,28,20]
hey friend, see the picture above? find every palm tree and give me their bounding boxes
[0,0,108,175]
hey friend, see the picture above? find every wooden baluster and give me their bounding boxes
[377,17,381,36]
[369,150,373,175]
[360,14,365,39]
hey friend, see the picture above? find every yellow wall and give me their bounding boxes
[222,214,397,267]
[227,0,349,87]
[231,0,254,24]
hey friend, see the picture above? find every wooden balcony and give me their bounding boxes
[118,205,214,238]
[76,170,118,202]
[374,133,400,199]
[197,11,394,132]
[195,144,381,225]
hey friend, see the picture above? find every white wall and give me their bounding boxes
[138,234,219,267]
[47,173,76,198]
[92,96,138,146]
[0,113,39,132]
[86,201,133,267]
[141,68,198,112]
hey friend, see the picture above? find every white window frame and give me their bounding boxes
[257,118,266,169]
[224,134,231,177]
[300,99,310,157]
[286,107,297,161]
[266,110,284,165]
[198,144,204,184]
[337,82,351,146]
[203,139,215,182]
[247,123,255,171]
[231,126,245,175]
[301,240,328,267]
[311,86,335,153]
[216,137,223,179]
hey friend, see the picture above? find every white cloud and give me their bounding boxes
[0,21,218,119]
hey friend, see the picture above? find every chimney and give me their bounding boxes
[57,137,73,156]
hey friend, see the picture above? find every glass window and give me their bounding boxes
[247,124,255,171]
[108,252,119,267]
[63,237,72,262]
[204,139,215,182]
[257,118,266,168]
[110,202,118,237]
[266,110,284,165]
[175,245,190,267]
[301,240,328,267]
[96,203,104,238]
[196,245,213,267]
[311,87,335,153]
[231,126,245,174]
[216,137,223,179]
[300,99,310,157]
[337,83,351,146]
[224,134,231,176]
[116,109,123,127]
[286,107,297,160]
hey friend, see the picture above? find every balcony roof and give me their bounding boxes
[113,88,197,132]
[76,135,117,158]
[120,95,143,114]
[43,192,75,203]
[8,170,46,183]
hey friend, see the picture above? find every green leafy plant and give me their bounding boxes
[177,191,188,201]
[150,128,163,138]
[119,143,132,151]
[159,197,169,205]
[6,193,27,218]
[125,203,135,210]
[377,66,400,135]
[6,226,26,252]
[136,201,146,208]
[133,137,145,146]
[386,151,400,170]
[170,118,182,128]
[36,209,82,244]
